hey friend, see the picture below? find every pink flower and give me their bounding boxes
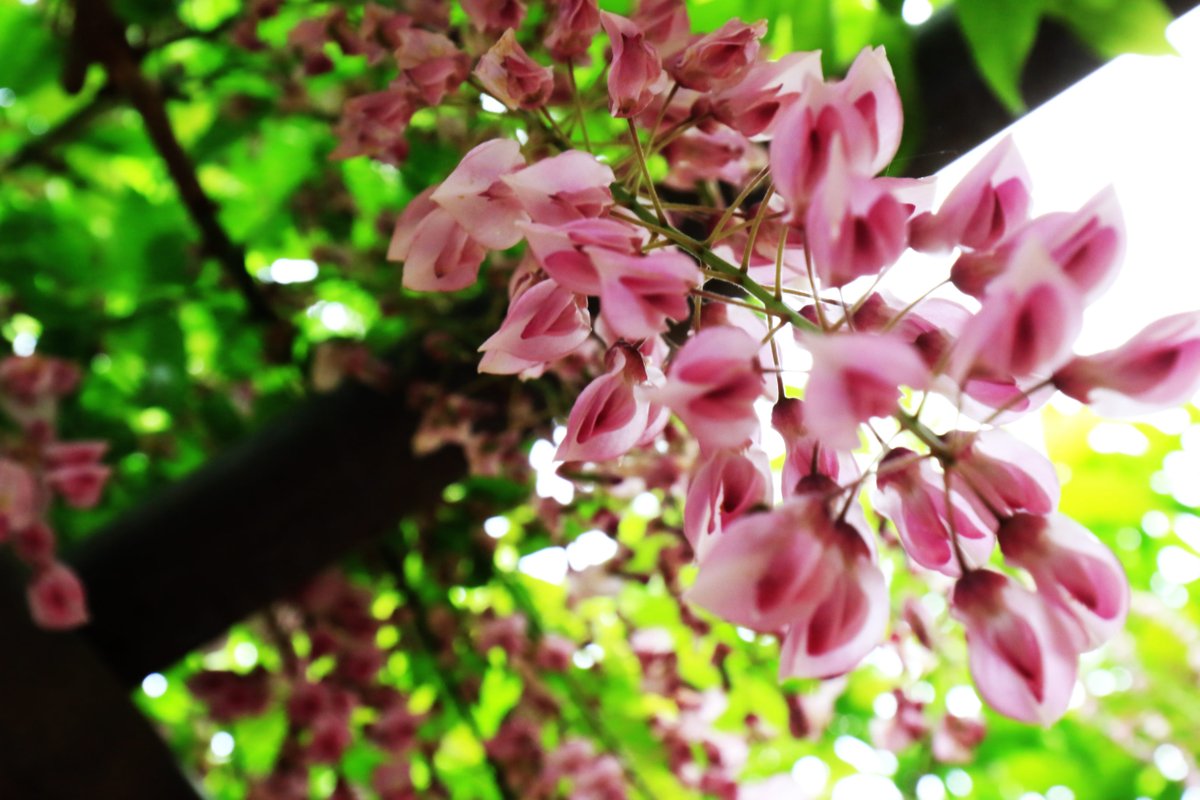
[478,279,590,374]
[802,332,930,450]
[600,12,669,118]
[806,143,910,287]
[947,429,1060,517]
[711,51,823,138]
[1053,311,1200,415]
[546,0,601,61]
[589,247,700,341]
[771,398,854,496]
[631,0,691,58]
[46,462,110,509]
[662,124,756,189]
[44,440,108,466]
[669,19,767,92]
[951,186,1125,302]
[387,187,487,292]
[685,498,840,633]
[655,327,764,453]
[777,521,888,679]
[330,86,415,165]
[474,29,555,110]
[873,448,996,576]
[556,346,656,462]
[683,448,772,561]
[520,217,646,296]
[307,713,353,764]
[430,138,528,250]
[837,46,904,175]
[686,496,887,678]
[998,513,1129,651]
[13,520,56,567]
[910,136,1031,253]
[461,0,526,33]
[393,29,469,106]
[501,151,614,225]
[0,458,36,539]
[946,240,1083,383]
[768,47,901,212]
[28,562,89,630]
[951,570,1078,724]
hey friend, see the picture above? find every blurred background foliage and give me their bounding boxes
[2,0,1198,798]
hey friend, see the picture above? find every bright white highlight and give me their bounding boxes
[484,516,511,539]
[567,529,619,571]
[631,491,661,518]
[1155,743,1189,781]
[946,685,983,718]
[518,546,568,585]
[233,642,258,668]
[480,93,506,113]
[916,775,947,800]
[264,258,318,284]
[945,769,973,797]
[834,735,896,775]
[791,756,830,792]
[901,0,933,25]
[832,774,902,800]
[1157,545,1200,585]
[1087,422,1149,456]
[12,332,36,356]
[210,731,235,758]
[529,438,575,504]
[141,673,168,698]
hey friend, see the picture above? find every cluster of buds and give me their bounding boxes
[311,0,1200,725]
[189,571,425,800]
[0,355,110,629]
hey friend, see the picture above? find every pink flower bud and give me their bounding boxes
[501,151,615,225]
[546,0,601,61]
[387,186,487,292]
[806,142,911,287]
[478,279,590,374]
[600,12,669,118]
[13,520,57,567]
[631,0,691,58]
[46,462,111,509]
[802,332,931,450]
[873,448,996,576]
[910,136,1031,253]
[330,86,415,166]
[771,398,855,497]
[668,18,767,92]
[655,327,765,453]
[474,29,554,110]
[556,346,657,462]
[948,429,1060,518]
[393,29,469,106]
[306,712,353,764]
[431,138,528,250]
[946,239,1083,383]
[711,51,822,138]
[951,186,1124,303]
[951,569,1078,724]
[683,448,772,561]
[27,562,89,630]
[1053,311,1200,415]
[0,458,36,539]
[998,513,1129,651]
[589,247,700,341]
[520,217,647,296]
[461,0,526,33]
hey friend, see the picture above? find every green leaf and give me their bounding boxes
[1045,0,1174,58]
[955,0,1044,114]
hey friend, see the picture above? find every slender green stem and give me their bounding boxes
[566,62,592,152]
[626,118,667,224]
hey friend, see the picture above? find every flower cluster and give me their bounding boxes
[0,355,110,629]
[342,0,1200,726]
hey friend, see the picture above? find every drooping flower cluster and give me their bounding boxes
[336,0,1200,728]
[0,355,109,630]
